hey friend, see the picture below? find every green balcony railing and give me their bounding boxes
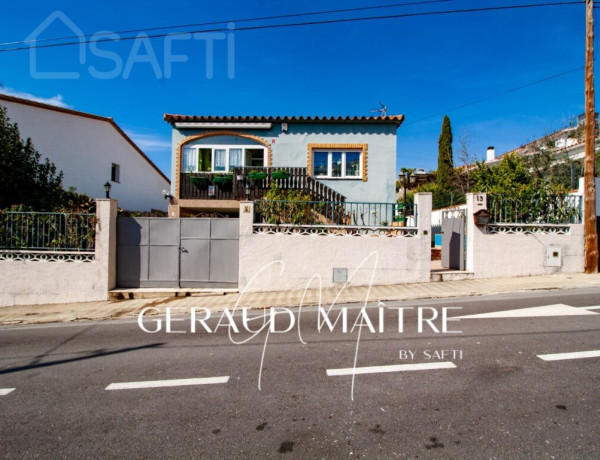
[253,201,416,227]
[487,194,582,224]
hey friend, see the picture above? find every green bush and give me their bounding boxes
[258,183,313,225]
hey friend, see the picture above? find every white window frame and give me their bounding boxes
[183,145,267,173]
[313,150,363,179]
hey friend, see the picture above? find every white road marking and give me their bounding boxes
[456,304,598,319]
[537,350,600,361]
[326,362,456,377]
[106,376,229,390]
[0,388,15,396]
[582,305,600,310]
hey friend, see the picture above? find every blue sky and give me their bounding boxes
[0,0,592,179]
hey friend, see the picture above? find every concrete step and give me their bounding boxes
[109,288,238,300]
[430,270,474,282]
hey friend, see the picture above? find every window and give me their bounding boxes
[312,151,362,179]
[229,148,242,168]
[214,149,226,171]
[308,143,367,181]
[182,148,196,172]
[181,145,266,173]
[111,163,120,182]
[247,149,265,167]
[198,149,211,171]
[313,152,328,176]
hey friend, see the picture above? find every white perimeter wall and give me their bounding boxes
[466,193,585,278]
[1,99,169,212]
[0,200,117,307]
[238,194,432,292]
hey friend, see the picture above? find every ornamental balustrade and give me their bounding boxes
[0,211,96,262]
[485,193,582,235]
[253,200,417,237]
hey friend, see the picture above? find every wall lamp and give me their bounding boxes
[104,181,112,199]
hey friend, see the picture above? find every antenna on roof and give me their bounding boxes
[370,101,387,117]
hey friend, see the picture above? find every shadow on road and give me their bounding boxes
[0,343,165,375]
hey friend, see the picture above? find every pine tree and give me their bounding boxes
[437,115,454,190]
[0,106,64,210]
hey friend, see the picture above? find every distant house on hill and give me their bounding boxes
[485,113,600,168]
[0,93,170,211]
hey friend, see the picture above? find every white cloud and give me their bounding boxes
[124,130,171,152]
[0,87,72,108]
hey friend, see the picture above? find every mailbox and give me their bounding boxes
[473,209,490,226]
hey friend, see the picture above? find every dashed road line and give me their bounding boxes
[538,350,600,361]
[0,388,15,396]
[326,362,456,377]
[106,376,230,390]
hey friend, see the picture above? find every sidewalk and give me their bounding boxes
[2,272,600,326]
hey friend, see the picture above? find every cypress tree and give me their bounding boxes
[437,115,454,190]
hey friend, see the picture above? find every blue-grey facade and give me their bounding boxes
[165,115,403,215]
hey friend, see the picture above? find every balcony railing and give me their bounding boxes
[179,166,346,203]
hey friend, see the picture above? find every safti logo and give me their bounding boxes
[26,11,85,79]
[26,11,235,80]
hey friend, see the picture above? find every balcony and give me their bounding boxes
[179,167,346,203]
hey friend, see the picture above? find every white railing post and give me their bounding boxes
[95,199,118,296]
[466,192,487,273]
[414,192,432,276]
[414,192,432,235]
[238,200,255,291]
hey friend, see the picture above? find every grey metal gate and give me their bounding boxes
[117,217,239,288]
[441,210,465,270]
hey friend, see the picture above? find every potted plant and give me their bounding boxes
[212,173,233,184]
[271,170,290,180]
[248,171,267,181]
[189,175,208,185]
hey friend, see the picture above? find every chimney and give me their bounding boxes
[486,146,495,162]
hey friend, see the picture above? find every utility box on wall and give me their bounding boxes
[333,268,348,283]
[546,246,562,267]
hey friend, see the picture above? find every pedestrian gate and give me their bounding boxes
[116,217,238,288]
[441,209,465,270]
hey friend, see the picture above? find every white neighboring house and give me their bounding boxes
[0,93,170,211]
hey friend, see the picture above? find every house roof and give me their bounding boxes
[0,93,170,184]
[501,127,579,158]
[163,114,405,126]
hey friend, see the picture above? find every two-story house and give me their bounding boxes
[163,114,404,217]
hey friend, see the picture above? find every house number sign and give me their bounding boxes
[474,193,487,211]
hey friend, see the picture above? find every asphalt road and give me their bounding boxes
[1,287,600,459]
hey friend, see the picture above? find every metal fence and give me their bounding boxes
[254,201,417,227]
[487,194,582,224]
[0,212,96,251]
